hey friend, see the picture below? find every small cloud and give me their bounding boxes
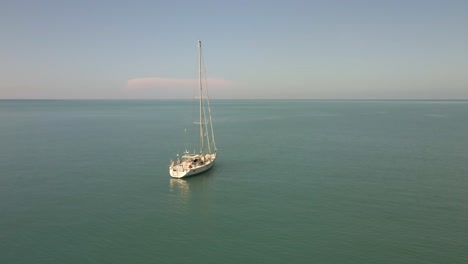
[126,77,235,90]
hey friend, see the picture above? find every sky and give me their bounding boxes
[1,0,467,99]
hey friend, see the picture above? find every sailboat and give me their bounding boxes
[169,40,217,178]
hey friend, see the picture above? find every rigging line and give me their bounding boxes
[202,49,217,151]
[190,45,198,154]
[200,47,212,153]
[207,98,216,151]
[198,40,204,154]
[202,97,211,153]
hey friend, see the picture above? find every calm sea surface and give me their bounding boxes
[1,100,467,263]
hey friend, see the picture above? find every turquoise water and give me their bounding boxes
[1,100,468,263]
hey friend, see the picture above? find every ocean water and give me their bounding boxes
[1,100,467,263]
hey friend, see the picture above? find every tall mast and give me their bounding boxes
[198,40,204,154]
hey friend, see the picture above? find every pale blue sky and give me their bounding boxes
[1,0,467,99]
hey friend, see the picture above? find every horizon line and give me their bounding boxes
[1,98,468,101]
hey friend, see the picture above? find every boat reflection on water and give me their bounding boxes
[169,178,190,194]
[168,168,217,203]
[168,178,191,208]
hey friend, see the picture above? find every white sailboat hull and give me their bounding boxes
[169,157,216,178]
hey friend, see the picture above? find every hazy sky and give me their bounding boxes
[1,0,467,99]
